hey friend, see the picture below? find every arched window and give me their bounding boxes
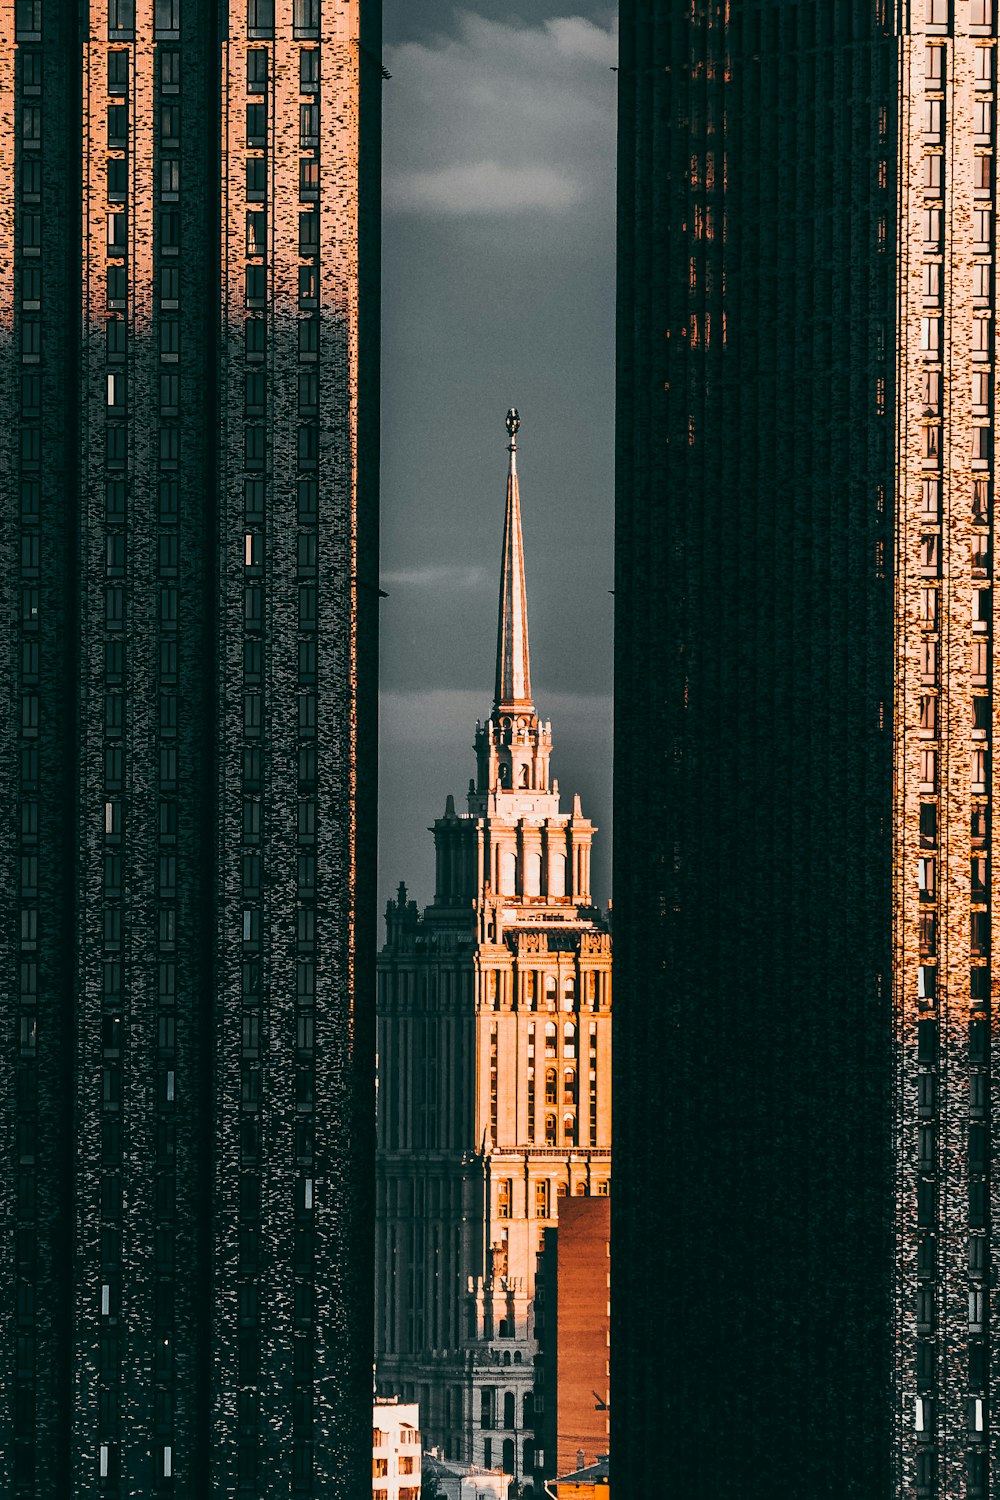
[563,1023,577,1058]
[563,1113,576,1145]
[545,1069,557,1105]
[523,1392,535,1428]
[562,978,576,1012]
[574,1181,586,1195]
[550,854,566,897]
[523,1438,535,1474]
[519,764,530,788]
[544,1022,556,1057]
[524,851,541,896]
[504,1392,516,1429]
[563,1069,576,1105]
[545,1115,556,1146]
[500,849,517,895]
[544,975,557,1007]
[503,1438,516,1474]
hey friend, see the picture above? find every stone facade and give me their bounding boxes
[0,3,380,1497]
[375,418,612,1496]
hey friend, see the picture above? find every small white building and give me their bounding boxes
[373,1397,421,1500]
[422,1450,512,1500]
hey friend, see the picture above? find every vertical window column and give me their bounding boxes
[14,42,43,1493]
[238,45,269,1491]
[967,46,996,1494]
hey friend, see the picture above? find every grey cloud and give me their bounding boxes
[381,563,488,589]
[384,10,617,221]
[385,160,582,216]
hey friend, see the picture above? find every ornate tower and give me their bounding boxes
[375,414,612,1494]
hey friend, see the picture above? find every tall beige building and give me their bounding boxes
[375,414,611,1495]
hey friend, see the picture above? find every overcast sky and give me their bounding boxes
[379,2,618,914]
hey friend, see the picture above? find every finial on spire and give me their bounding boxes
[506,408,519,476]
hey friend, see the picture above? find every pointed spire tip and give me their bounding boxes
[494,409,532,711]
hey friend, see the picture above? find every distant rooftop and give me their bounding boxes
[555,1454,610,1485]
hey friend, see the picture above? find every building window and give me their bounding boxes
[247,103,267,148]
[294,0,320,35]
[920,317,941,356]
[246,158,266,202]
[248,49,268,93]
[298,212,318,258]
[248,0,275,35]
[300,105,319,149]
[109,0,135,35]
[301,48,320,92]
[497,1179,511,1219]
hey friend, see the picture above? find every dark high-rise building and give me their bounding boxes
[614,3,898,1495]
[0,4,380,1497]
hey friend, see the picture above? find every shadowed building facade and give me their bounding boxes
[613,2,894,1497]
[616,2,1000,1497]
[375,416,612,1495]
[0,3,379,1496]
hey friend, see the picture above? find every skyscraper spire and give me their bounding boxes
[494,408,533,712]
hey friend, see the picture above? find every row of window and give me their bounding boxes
[98,0,322,41]
[496,1176,609,1221]
[923,0,995,31]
